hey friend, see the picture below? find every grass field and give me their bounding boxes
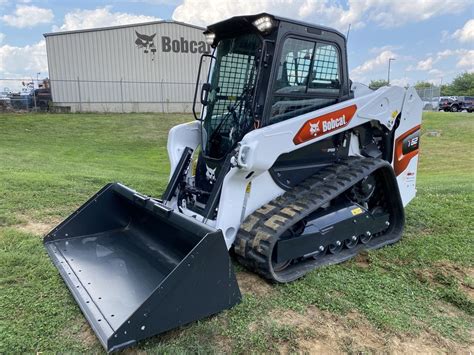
[0,111,473,353]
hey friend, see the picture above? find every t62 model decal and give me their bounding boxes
[394,124,421,176]
[293,105,358,145]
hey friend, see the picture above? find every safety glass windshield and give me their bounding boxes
[201,33,261,159]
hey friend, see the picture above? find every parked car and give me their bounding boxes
[458,96,474,113]
[439,96,474,112]
[0,91,11,105]
[34,88,52,110]
[438,97,461,112]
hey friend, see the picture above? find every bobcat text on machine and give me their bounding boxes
[44,13,422,352]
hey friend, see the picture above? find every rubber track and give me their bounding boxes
[234,157,404,283]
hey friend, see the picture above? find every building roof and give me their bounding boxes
[44,20,205,38]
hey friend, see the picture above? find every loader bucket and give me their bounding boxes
[44,183,241,352]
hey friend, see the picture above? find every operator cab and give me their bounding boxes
[190,13,352,213]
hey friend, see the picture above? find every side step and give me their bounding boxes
[44,183,241,352]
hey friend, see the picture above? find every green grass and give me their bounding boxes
[0,111,473,353]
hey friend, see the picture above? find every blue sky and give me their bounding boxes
[0,0,473,88]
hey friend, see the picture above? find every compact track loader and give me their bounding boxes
[44,13,422,352]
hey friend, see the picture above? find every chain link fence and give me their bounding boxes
[0,78,202,113]
[1,77,443,113]
[415,85,441,111]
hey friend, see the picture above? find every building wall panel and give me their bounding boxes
[45,21,211,112]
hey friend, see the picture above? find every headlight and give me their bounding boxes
[252,16,275,33]
[238,144,252,169]
[204,32,216,45]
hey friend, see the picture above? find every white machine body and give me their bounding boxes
[166,85,422,248]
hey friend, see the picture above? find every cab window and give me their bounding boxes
[271,38,341,123]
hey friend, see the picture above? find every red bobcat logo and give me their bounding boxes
[293,105,357,145]
[309,122,321,136]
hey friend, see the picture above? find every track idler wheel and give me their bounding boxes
[360,231,373,244]
[345,235,359,249]
[328,240,343,254]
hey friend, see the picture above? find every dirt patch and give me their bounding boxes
[266,307,472,353]
[460,283,474,300]
[122,347,148,354]
[353,251,371,268]
[415,261,474,299]
[16,221,57,236]
[434,261,473,280]
[60,316,100,349]
[13,213,62,236]
[75,320,99,349]
[236,270,273,296]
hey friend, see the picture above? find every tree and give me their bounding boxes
[449,72,474,96]
[440,84,454,96]
[369,79,388,90]
[414,81,433,90]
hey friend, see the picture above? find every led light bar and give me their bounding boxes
[204,32,216,45]
[252,16,275,33]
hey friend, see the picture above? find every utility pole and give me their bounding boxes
[387,58,395,85]
[346,23,351,42]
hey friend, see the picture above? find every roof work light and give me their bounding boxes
[252,16,275,33]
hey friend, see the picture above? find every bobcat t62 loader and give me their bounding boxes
[44,13,422,352]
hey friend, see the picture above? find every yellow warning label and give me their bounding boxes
[246,182,252,193]
[391,110,399,119]
[351,207,363,216]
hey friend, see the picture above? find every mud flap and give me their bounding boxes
[44,183,241,352]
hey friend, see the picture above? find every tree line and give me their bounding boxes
[368,72,474,96]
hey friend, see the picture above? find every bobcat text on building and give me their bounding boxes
[161,36,211,54]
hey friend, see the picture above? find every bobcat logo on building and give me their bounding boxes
[205,164,217,184]
[293,105,358,145]
[135,31,157,60]
[133,30,212,61]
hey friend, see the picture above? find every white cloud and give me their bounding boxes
[452,19,474,43]
[172,0,472,31]
[428,68,443,77]
[0,33,5,45]
[1,5,54,28]
[456,50,474,72]
[369,45,402,54]
[0,40,47,77]
[435,49,473,72]
[172,0,359,31]
[391,77,410,87]
[416,57,434,71]
[54,6,160,32]
[412,49,473,73]
[351,50,397,81]
[440,30,450,43]
[363,0,471,28]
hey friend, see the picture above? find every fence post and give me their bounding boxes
[120,78,124,113]
[33,86,37,112]
[160,79,165,113]
[431,85,435,111]
[77,76,82,113]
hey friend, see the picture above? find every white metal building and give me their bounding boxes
[44,21,211,113]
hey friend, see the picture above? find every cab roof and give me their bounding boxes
[205,12,346,41]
